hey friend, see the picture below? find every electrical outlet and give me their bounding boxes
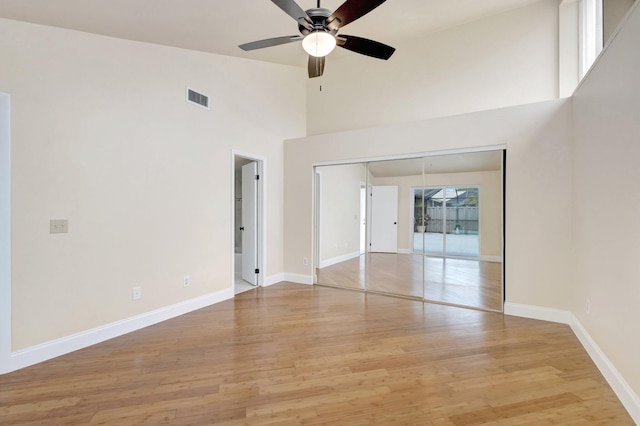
[50,219,68,234]
[132,286,142,301]
[183,275,190,287]
[303,257,308,266]
[586,298,591,315]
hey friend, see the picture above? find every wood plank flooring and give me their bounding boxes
[0,283,632,425]
[318,254,503,311]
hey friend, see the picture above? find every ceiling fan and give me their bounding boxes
[239,0,396,78]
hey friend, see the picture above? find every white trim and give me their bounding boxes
[479,255,503,263]
[3,289,233,374]
[569,316,640,423]
[319,251,361,268]
[314,170,322,282]
[264,273,284,287]
[231,151,267,292]
[283,273,314,285]
[503,302,573,324]
[0,93,11,374]
[312,145,507,167]
[397,248,411,255]
[504,302,640,423]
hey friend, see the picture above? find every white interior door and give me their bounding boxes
[370,185,398,253]
[241,162,258,285]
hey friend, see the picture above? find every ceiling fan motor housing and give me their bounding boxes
[298,8,338,36]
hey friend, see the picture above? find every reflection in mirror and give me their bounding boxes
[314,150,504,312]
[418,186,480,257]
[422,151,503,311]
[315,163,367,289]
[366,158,424,299]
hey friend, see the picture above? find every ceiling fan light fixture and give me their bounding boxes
[302,30,336,57]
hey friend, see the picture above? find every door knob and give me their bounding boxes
[240,226,245,231]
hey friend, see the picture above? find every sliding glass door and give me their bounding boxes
[419,186,479,258]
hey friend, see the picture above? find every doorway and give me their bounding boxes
[232,153,264,295]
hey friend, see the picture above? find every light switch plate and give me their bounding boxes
[132,286,142,300]
[50,219,68,234]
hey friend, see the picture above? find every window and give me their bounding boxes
[579,0,604,78]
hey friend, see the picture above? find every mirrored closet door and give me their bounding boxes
[314,163,367,290]
[366,158,424,300]
[314,150,504,312]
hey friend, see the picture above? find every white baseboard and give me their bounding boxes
[319,251,361,268]
[503,302,573,324]
[504,302,640,424]
[398,248,411,255]
[3,288,233,374]
[569,314,640,423]
[263,273,285,287]
[283,273,314,285]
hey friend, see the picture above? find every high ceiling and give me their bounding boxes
[0,0,541,68]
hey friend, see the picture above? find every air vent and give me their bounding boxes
[186,87,210,110]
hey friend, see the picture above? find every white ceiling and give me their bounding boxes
[0,0,542,68]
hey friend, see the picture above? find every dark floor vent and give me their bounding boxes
[186,87,209,110]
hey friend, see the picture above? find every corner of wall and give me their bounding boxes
[505,302,640,423]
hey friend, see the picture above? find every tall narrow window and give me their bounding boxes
[579,0,603,78]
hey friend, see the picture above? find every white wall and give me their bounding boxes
[572,1,640,402]
[0,18,306,351]
[306,0,560,135]
[559,0,580,97]
[603,0,636,42]
[317,164,365,263]
[0,93,10,369]
[285,99,573,311]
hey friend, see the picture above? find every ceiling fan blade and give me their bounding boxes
[327,0,387,30]
[271,0,313,30]
[337,35,395,60]
[239,35,303,51]
[308,56,325,78]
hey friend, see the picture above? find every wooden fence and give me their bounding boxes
[418,206,479,234]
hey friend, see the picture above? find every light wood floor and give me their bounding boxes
[318,254,503,311]
[0,283,631,425]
